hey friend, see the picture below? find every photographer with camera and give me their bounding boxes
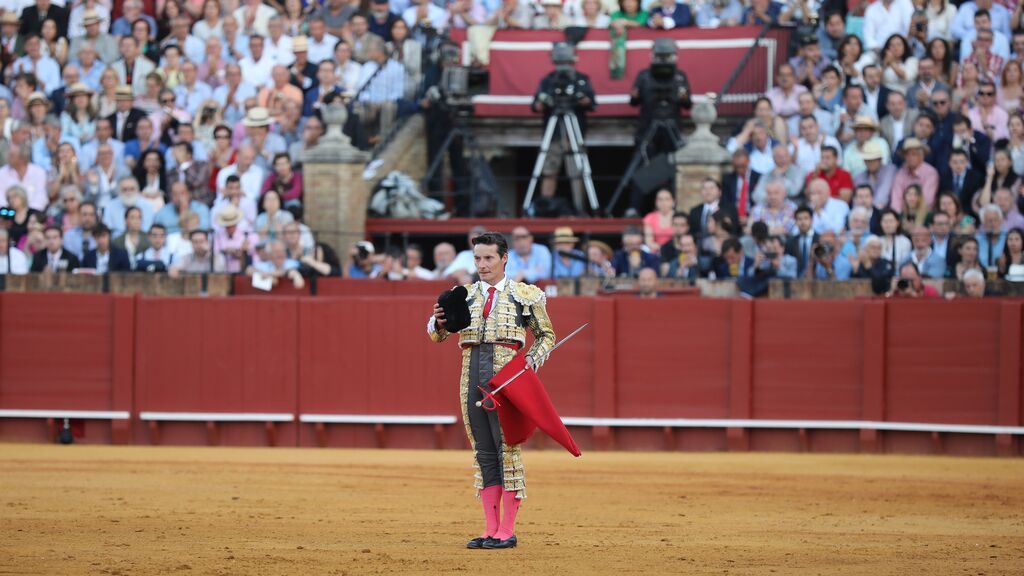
[527,42,597,215]
[808,230,852,280]
[887,261,941,298]
[733,234,792,297]
[612,38,692,216]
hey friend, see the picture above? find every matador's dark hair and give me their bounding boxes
[471,231,509,257]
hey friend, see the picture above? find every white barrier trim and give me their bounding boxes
[138,412,295,422]
[299,414,458,425]
[490,38,758,51]
[560,417,1024,435]
[471,93,752,106]
[0,409,131,420]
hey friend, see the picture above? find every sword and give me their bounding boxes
[475,323,589,411]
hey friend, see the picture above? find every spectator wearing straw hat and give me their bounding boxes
[288,36,319,93]
[551,227,586,278]
[0,12,24,64]
[853,141,898,209]
[69,11,117,64]
[890,137,939,213]
[106,86,146,143]
[213,204,259,273]
[842,116,890,178]
[240,107,287,169]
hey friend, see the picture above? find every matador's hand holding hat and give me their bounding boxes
[437,286,471,333]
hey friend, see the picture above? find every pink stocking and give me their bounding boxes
[494,489,521,540]
[480,485,502,538]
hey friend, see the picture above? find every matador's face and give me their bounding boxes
[473,244,507,285]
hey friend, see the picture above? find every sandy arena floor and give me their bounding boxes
[0,444,1022,575]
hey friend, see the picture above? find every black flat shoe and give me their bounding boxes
[483,535,517,549]
[466,537,491,549]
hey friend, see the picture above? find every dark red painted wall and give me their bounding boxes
[0,292,1020,455]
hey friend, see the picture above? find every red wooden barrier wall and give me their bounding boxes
[0,293,1020,455]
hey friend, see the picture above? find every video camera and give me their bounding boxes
[645,38,688,120]
[0,207,14,221]
[537,42,587,114]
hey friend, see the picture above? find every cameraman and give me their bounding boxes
[887,261,941,298]
[422,43,471,215]
[808,231,852,280]
[530,42,596,215]
[627,38,692,215]
[740,235,795,297]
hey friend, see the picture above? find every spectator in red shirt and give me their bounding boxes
[805,145,854,202]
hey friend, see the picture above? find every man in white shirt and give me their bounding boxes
[264,15,295,66]
[951,0,1011,41]
[334,41,362,93]
[0,228,28,274]
[174,61,213,116]
[233,0,277,37]
[0,143,48,210]
[958,9,1010,61]
[443,225,487,279]
[726,121,775,175]
[211,174,258,228]
[793,115,841,178]
[77,118,125,173]
[356,37,406,103]
[216,144,265,202]
[862,0,912,51]
[213,64,257,126]
[307,17,340,64]
[162,16,205,65]
[11,35,61,94]
[239,35,274,88]
[403,0,449,37]
[807,177,850,235]
[103,177,153,237]
[787,91,834,138]
[138,224,173,269]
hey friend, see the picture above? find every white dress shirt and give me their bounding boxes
[0,247,28,274]
[307,33,340,65]
[239,55,274,88]
[215,163,266,202]
[863,0,913,51]
[813,197,851,235]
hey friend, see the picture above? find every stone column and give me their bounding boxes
[302,102,371,256]
[671,94,731,213]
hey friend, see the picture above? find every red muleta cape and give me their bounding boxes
[485,352,581,457]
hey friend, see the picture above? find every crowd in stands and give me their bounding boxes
[0,0,1020,298]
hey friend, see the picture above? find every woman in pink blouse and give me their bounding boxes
[643,188,676,250]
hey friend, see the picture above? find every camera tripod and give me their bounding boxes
[605,117,683,216]
[522,110,599,214]
[422,105,486,215]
